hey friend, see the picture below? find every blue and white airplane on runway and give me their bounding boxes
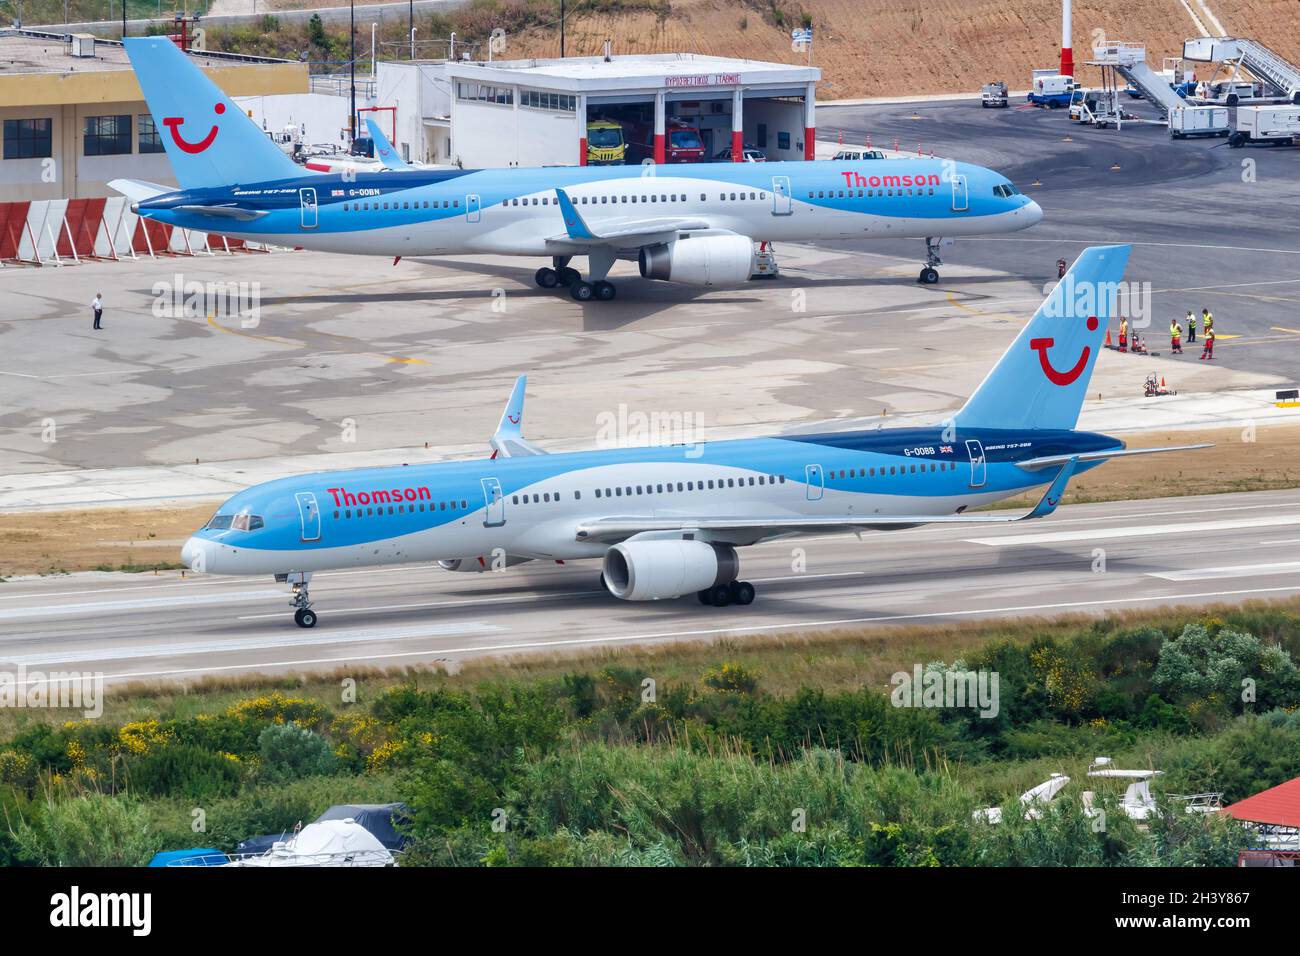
[181,244,1207,627]
[112,37,1042,301]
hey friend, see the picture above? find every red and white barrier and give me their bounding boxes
[0,198,282,266]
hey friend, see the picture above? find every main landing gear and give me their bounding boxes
[276,571,317,628]
[697,580,757,607]
[917,237,944,284]
[535,255,618,302]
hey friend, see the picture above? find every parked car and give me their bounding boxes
[830,149,886,160]
[713,145,766,162]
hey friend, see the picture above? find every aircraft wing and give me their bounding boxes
[546,188,710,249]
[575,457,1079,543]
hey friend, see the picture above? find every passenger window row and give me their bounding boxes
[827,461,957,479]
[809,188,937,199]
[343,199,459,211]
[333,499,467,520]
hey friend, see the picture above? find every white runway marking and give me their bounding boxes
[967,515,1300,547]
[51,583,1300,685]
[0,621,503,669]
[1148,561,1300,582]
[0,590,284,620]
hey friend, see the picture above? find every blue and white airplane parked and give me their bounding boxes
[181,244,1207,627]
[112,37,1042,301]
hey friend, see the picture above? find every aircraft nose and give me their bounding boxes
[1023,199,1044,225]
[181,536,212,573]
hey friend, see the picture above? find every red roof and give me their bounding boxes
[1221,777,1300,828]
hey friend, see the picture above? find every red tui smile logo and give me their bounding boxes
[1030,316,1098,386]
[162,102,225,154]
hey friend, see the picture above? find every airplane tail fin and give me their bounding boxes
[954,244,1132,432]
[123,37,303,189]
[364,117,411,170]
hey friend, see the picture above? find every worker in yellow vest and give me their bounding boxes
[1201,307,1213,336]
[1118,316,1128,351]
[1170,318,1182,354]
[1200,326,1216,361]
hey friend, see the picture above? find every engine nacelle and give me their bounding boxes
[603,539,739,601]
[638,235,754,286]
[438,555,532,573]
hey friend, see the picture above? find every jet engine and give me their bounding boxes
[602,539,738,601]
[438,555,533,572]
[638,235,754,286]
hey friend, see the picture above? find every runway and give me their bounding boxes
[1,488,1297,685]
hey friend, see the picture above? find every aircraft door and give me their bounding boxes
[466,194,481,223]
[804,463,825,501]
[299,188,319,229]
[481,477,505,527]
[950,175,968,212]
[965,440,987,488]
[295,492,322,541]
[771,176,793,215]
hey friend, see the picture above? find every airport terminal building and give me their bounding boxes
[0,28,306,202]
[376,53,821,168]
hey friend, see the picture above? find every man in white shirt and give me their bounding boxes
[91,293,103,330]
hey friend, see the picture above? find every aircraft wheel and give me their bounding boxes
[594,280,617,301]
[698,589,712,605]
[558,266,582,287]
[919,267,939,285]
[705,584,732,607]
[535,267,559,289]
[571,280,595,302]
[294,608,317,629]
[730,581,756,606]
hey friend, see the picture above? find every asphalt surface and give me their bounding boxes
[819,97,1300,380]
[2,488,1298,684]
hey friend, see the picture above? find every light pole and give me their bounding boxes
[409,0,413,59]
[349,0,356,143]
[560,0,565,58]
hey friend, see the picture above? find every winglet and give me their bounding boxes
[1026,456,1078,519]
[555,188,598,240]
[489,375,546,458]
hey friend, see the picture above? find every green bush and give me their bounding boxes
[129,744,244,801]
[9,793,159,867]
[257,724,338,782]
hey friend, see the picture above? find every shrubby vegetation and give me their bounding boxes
[1,612,1297,866]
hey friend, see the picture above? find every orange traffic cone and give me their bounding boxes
[1104,330,1113,347]
[1161,377,1166,388]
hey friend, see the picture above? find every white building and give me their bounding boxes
[373,52,820,169]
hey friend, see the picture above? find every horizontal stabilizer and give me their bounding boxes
[172,205,269,221]
[108,179,171,203]
[1016,443,1212,471]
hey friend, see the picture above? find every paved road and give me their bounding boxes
[819,97,1300,380]
[2,488,1298,684]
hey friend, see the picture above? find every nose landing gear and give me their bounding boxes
[276,571,317,628]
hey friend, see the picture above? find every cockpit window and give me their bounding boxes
[207,513,263,531]
[993,184,1020,197]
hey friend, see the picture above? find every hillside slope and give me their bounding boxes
[419,0,1300,99]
